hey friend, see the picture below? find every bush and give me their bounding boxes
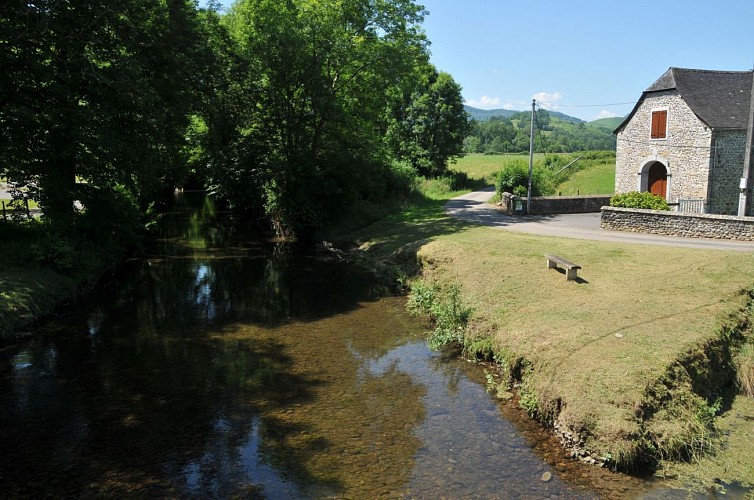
[31,231,77,273]
[494,160,529,196]
[407,280,472,350]
[420,169,475,197]
[610,191,669,210]
[494,159,555,197]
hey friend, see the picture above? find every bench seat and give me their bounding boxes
[545,254,581,281]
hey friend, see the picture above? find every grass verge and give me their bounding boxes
[347,184,754,486]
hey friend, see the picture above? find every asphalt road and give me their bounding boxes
[444,187,754,252]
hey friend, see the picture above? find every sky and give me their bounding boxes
[209,0,754,122]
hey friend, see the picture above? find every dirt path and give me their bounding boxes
[444,187,754,252]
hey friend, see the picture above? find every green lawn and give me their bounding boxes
[451,154,539,184]
[452,153,616,196]
[350,185,754,487]
[555,161,615,195]
[1,197,40,213]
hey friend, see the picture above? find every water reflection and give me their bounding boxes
[0,193,599,497]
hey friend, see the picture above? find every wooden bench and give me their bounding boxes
[545,254,581,281]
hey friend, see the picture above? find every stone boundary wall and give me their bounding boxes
[601,206,754,241]
[501,193,611,215]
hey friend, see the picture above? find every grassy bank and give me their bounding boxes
[0,221,123,342]
[413,228,754,466]
[347,184,754,488]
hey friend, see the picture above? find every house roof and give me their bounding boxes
[615,67,753,133]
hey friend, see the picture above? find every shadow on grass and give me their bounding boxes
[347,197,472,269]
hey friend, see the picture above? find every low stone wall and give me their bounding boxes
[500,193,611,215]
[601,206,754,241]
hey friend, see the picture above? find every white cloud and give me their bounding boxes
[465,96,502,108]
[595,110,619,119]
[503,102,515,110]
[532,91,563,109]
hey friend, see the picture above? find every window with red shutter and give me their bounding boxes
[651,110,667,139]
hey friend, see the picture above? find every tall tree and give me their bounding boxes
[0,0,208,228]
[388,69,470,177]
[212,0,430,236]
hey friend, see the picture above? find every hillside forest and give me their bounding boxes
[463,108,618,154]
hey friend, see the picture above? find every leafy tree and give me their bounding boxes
[1,0,209,231]
[388,69,471,177]
[212,0,431,236]
[463,110,615,155]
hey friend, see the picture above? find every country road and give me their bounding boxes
[444,187,754,252]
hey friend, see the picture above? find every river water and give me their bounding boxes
[0,193,731,498]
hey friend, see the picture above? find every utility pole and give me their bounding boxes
[527,98,535,215]
[739,68,754,217]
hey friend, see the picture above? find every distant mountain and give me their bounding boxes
[464,105,583,124]
[463,106,517,121]
[588,117,624,130]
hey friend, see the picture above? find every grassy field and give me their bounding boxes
[348,184,754,490]
[452,153,616,196]
[555,161,615,195]
[451,154,536,185]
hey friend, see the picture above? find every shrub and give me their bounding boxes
[407,279,472,350]
[610,191,669,210]
[419,169,477,197]
[494,159,555,197]
[494,160,529,196]
[31,231,77,273]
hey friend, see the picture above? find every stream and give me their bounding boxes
[0,193,731,498]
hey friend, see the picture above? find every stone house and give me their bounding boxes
[614,67,753,215]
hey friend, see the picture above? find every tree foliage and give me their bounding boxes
[1,0,209,232]
[2,0,470,244]
[388,70,471,177]
[464,112,615,154]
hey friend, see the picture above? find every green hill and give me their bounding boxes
[588,116,624,130]
[464,106,517,121]
[465,105,583,124]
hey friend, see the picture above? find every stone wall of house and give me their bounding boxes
[601,206,754,240]
[615,90,713,201]
[500,193,611,215]
[709,130,747,215]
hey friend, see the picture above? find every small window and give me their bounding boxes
[651,110,667,139]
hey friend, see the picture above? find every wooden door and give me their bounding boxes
[648,162,667,199]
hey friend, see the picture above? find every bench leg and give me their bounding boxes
[547,259,556,269]
[566,268,578,281]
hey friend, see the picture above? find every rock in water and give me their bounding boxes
[541,471,552,482]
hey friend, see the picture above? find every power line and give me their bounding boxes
[536,101,636,114]
[557,101,637,108]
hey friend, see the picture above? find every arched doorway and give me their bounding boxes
[647,162,667,199]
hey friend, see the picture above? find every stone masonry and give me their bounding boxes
[615,90,713,202]
[709,130,747,215]
[601,206,754,240]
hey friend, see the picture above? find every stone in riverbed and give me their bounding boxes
[541,471,552,482]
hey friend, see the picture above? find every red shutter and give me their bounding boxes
[651,110,667,139]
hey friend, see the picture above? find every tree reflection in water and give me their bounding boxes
[0,193,427,497]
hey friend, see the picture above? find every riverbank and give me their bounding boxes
[344,191,754,492]
[0,222,124,343]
